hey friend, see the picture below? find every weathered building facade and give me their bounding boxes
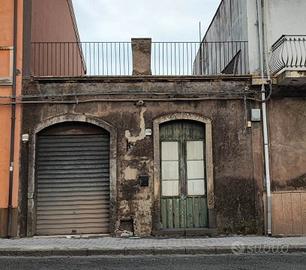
[2,0,306,238]
[19,75,265,237]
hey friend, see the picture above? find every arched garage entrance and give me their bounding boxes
[35,121,110,235]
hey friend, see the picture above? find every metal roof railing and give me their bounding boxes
[31,41,249,77]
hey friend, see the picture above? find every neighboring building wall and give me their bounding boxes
[30,0,85,76]
[0,1,14,237]
[195,0,306,76]
[264,0,306,50]
[261,0,306,235]
[268,94,306,235]
[0,0,23,237]
[31,0,79,42]
[0,1,14,83]
[202,0,248,42]
[245,0,260,75]
[247,0,306,75]
[19,77,264,237]
[194,0,249,75]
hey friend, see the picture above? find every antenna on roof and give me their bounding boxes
[198,21,202,42]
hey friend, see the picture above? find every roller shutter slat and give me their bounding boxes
[37,164,109,171]
[37,173,109,180]
[37,169,109,176]
[37,207,109,214]
[37,155,109,161]
[37,182,109,188]
[37,179,109,185]
[37,160,109,166]
[37,214,110,222]
[37,192,110,197]
[36,222,110,230]
[37,228,109,235]
[37,200,110,206]
[37,196,109,203]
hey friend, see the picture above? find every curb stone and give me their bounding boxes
[153,247,186,255]
[1,245,306,257]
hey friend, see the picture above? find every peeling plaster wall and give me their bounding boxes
[268,92,306,236]
[19,77,264,236]
[269,97,306,191]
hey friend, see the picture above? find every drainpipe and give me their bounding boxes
[7,0,18,238]
[256,0,272,235]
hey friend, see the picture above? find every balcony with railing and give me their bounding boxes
[269,35,306,85]
[30,40,249,77]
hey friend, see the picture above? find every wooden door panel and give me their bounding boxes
[160,120,208,229]
[160,196,208,229]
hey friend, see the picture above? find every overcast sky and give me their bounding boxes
[72,0,220,42]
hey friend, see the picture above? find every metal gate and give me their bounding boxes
[35,122,110,235]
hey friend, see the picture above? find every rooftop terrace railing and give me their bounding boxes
[30,41,249,77]
[269,35,306,75]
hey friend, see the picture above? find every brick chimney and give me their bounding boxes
[131,38,152,75]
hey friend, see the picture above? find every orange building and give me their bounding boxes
[0,0,83,238]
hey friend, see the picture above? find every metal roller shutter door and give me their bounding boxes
[36,133,110,235]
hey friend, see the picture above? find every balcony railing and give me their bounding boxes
[269,35,306,75]
[31,41,249,77]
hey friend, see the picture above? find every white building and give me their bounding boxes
[194,0,306,85]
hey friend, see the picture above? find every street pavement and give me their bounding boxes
[1,254,306,270]
[0,236,306,256]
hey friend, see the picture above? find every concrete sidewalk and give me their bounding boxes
[0,236,306,256]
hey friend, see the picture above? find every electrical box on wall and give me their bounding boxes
[22,133,29,143]
[251,109,261,122]
[145,128,152,136]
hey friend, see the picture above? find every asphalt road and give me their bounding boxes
[1,254,306,270]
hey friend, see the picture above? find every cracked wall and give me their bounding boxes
[19,77,264,237]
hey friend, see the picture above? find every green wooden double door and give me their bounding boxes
[160,120,208,229]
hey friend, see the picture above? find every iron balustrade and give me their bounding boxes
[31,41,249,77]
[31,42,132,77]
[193,41,248,75]
[270,35,306,75]
[152,42,200,76]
